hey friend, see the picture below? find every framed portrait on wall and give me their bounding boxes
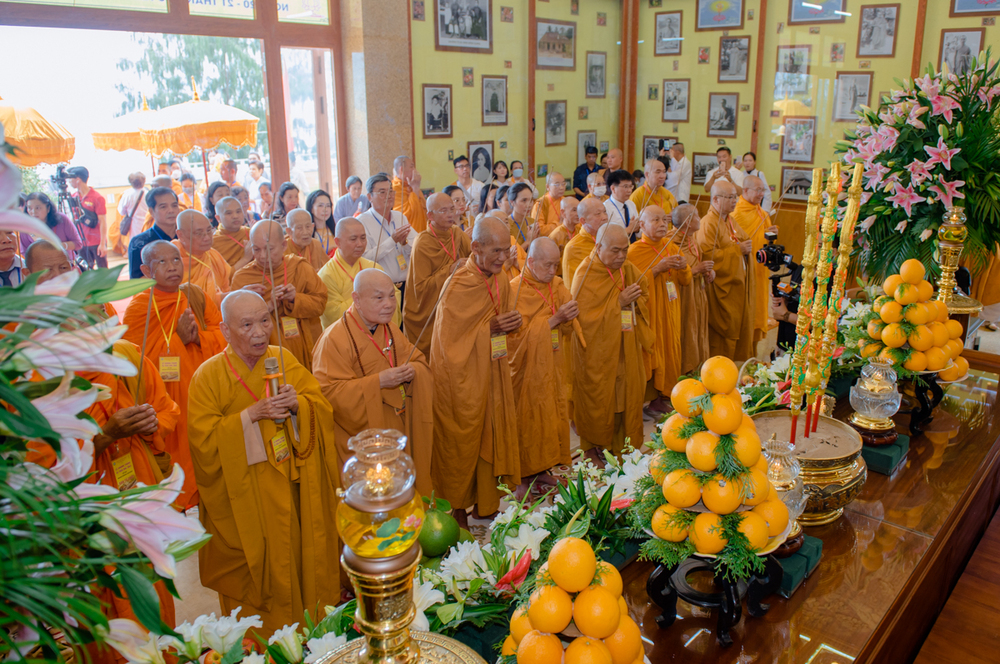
[434,0,493,54]
[781,116,817,163]
[577,130,598,165]
[707,92,739,137]
[857,5,899,58]
[536,19,577,70]
[780,167,816,201]
[692,152,718,185]
[654,11,682,55]
[788,0,847,25]
[696,0,743,31]
[951,0,1000,17]
[422,84,452,138]
[642,136,677,162]
[586,51,607,98]
[775,45,811,94]
[467,142,494,183]
[718,36,750,83]
[545,100,568,146]
[481,76,507,126]
[939,29,985,76]
[832,72,872,122]
[662,79,690,122]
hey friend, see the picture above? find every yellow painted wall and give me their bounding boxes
[921,2,1000,77]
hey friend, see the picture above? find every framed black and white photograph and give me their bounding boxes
[654,11,683,56]
[422,84,452,138]
[775,45,811,94]
[939,29,984,76]
[545,100,567,146]
[857,5,899,58]
[781,167,816,201]
[577,130,598,165]
[481,75,507,126]
[536,19,577,71]
[781,116,817,163]
[662,79,690,123]
[788,0,846,25]
[696,0,743,31]
[718,36,750,83]
[467,141,494,182]
[707,92,739,137]
[692,152,718,185]
[832,72,872,122]
[642,136,676,162]
[951,0,1000,17]
[585,51,607,98]
[434,0,493,54]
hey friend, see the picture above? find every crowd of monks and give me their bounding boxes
[13,152,779,644]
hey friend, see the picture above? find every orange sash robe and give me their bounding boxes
[629,184,679,215]
[172,240,232,306]
[230,255,328,373]
[285,237,329,272]
[697,206,755,362]
[430,256,520,515]
[121,285,227,507]
[673,234,712,375]
[312,307,434,496]
[529,195,561,236]
[393,177,427,233]
[561,228,596,287]
[403,226,472,358]
[502,238,528,281]
[733,196,771,348]
[213,227,250,267]
[547,225,576,278]
[627,237,692,396]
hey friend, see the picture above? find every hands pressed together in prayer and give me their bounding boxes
[94,404,159,456]
[491,310,523,334]
[451,259,465,274]
[652,254,688,276]
[177,308,200,346]
[380,364,416,389]
[248,383,299,423]
[550,300,579,328]
[391,224,412,245]
[504,245,520,272]
[242,283,273,311]
[274,283,296,305]
[618,283,643,308]
[692,260,716,284]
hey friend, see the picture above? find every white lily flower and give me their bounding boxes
[100,619,169,664]
[410,580,446,632]
[12,317,136,379]
[268,623,304,663]
[30,373,102,442]
[504,524,550,561]
[524,506,553,529]
[164,616,211,660]
[243,655,268,664]
[201,607,263,654]
[438,540,496,590]
[304,632,347,663]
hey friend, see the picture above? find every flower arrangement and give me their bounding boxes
[837,49,1000,282]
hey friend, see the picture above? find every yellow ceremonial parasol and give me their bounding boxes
[92,94,158,153]
[772,96,812,118]
[0,95,75,167]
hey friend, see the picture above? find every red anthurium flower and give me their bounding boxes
[495,550,533,592]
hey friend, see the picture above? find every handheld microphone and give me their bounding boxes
[263,357,285,425]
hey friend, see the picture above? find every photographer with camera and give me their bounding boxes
[755,232,802,352]
[65,167,108,268]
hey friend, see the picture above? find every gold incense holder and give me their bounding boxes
[936,206,983,316]
[848,359,901,446]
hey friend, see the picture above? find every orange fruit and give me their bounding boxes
[938,362,962,381]
[651,504,689,542]
[908,325,934,352]
[944,338,964,360]
[618,596,628,619]
[602,615,642,664]
[880,300,903,323]
[754,453,769,473]
[867,319,886,340]
[903,351,928,372]
[517,630,563,664]
[955,355,969,375]
[649,451,668,484]
[535,562,550,584]
[573,586,621,639]
[946,319,964,339]
[690,513,728,554]
[899,258,926,284]
[925,347,948,371]
[873,294,893,311]
[661,413,691,453]
[740,468,770,506]
[592,561,623,598]
[928,321,950,347]
[878,347,900,366]
[861,342,884,359]
[752,500,789,537]
[702,394,743,435]
[502,635,518,656]
[511,606,534,644]
[933,300,950,322]
[662,469,701,508]
[880,323,907,349]
[565,637,613,664]
[548,537,597,593]
[894,282,919,305]
[882,274,903,298]
[701,356,739,395]
[701,475,743,515]
[904,303,931,325]
[740,413,753,429]
[670,378,708,417]
[528,584,574,633]
[727,388,744,409]
[916,280,935,302]
[732,428,761,468]
[686,431,720,472]
[737,512,770,552]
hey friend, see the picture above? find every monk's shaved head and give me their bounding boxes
[286,208,314,248]
[217,196,245,233]
[140,240,183,290]
[472,217,510,276]
[639,205,670,242]
[151,175,172,188]
[672,204,701,234]
[606,148,623,170]
[577,197,609,235]
[352,268,397,326]
[286,208,312,227]
[596,223,630,271]
[220,290,272,363]
[336,217,364,238]
[177,209,214,254]
[526,236,561,284]
[644,158,667,189]
[335,217,367,264]
[427,192,457,232]
[528,236,560,261]
[545,171,566,199]
[742,175,766,207]
[221,289,267,324]
[250,219,286,268]
[24,241,73,284]
[711,180,738,216]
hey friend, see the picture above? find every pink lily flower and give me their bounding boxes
[907,104,929,130]
[924,137,961,170]
[33,270,79,297]
[920,229,934,242]
[883,173,901,191]
[11,317,136,379]
[861,191,874,205]
[864,162,890,190]
[913,74,940,98]
[927,178,966,209]
[895,220,909,232]
[860,215,877,231]
[929,94,961,124]
[887,183,926,217]
[976,84,1000,107]
[99,619,169,664]
[832,347,845,360]
[779,391,791,406]
[30,373,102,443]
[906,159,933,186]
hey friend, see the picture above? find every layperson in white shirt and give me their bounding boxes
[703,146,745,196]
[603,169,640,241]
[452,155,485,216]
[666,142,693,203]
[356,173,417,293]
[741,151,773,214]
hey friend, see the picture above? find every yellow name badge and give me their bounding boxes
[666,281,679,302]
[396,254,407,270]
[281,316,300,339]
[159,356,180,383]
[551,328,560,350]
[491,334,508,360]
[621,309,634,332]
[271,430,290,464]
[111,452,138,491]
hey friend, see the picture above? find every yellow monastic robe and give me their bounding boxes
[187,346,340,636]
[317,251,399,329]
[457,212,475,236]
[581,193,609,204]
[698,206,755,362]
[733,196,771,349]
[969,247,1000,307]
[571,256,652,455]
[230,255,328,372]
[502,237,528,281]
[673,234,711,375]
[508,270,572,476]
[393,177,427,233]
[213,227,250,267]
[312,307,434,497]
[548,225,576,278]
[285,237,329,272]
[530,195,562,236]
[628,238,692,397]
[403,225,472,357]
[630,184,678,215]
[180,191,203,212]
[562,228,595,287]
[430,256,520,515]
[172,241,232,306]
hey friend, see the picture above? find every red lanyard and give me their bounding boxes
[222,230,245,248]
[261,258,288,288]
[472,261,501,315]
[94,380,121,424]
[349,310,394,367]
[428,226,457,261]
[334,254,357,279]
[526,279,556,315]
[224,351,262,402]
[605,266,626,292]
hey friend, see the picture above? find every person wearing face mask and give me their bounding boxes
[572,146,600,200]
[630,158,678,216]
[505,160,538,197]
[581,172,608,203]
[179,173,202,211]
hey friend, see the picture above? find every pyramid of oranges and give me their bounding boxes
[644,356,789,558]
[861,259,968,381]
[503,537,644,664]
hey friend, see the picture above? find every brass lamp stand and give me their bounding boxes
[936,206,983,317]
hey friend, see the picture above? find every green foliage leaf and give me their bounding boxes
[117,565,180,637]
[375,518,401,538]
[220,638,245,664]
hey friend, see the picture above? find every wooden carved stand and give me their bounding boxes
[901,375,944,436]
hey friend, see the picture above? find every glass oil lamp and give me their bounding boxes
[764,433,807,544]
[848,358,901,446]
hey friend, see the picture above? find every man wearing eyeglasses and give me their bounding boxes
[358,173,417,305]
[452,155,485,216]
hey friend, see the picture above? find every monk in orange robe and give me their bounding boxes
[313,269,433,496]
[431,217,522,528]
[285,208,329,272]
[697,181,755,361]
[561,197,609,286]
[403,192,471,357]
[486,211,527,281]
[174,209,232,306]
[212,197,252,269]
[580,172,608,204]
[121,240,227,508]
[393,156,428,233]
[627,206,691,413]
[509,238,577,484]
[732,175,777,349]
[572,224,652,461]
[548,197,580,278]
[630,158,678,214]
[188,290,340,636]
[530,172,566,235]
[671,205,714,374]
[231,220,328,373]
